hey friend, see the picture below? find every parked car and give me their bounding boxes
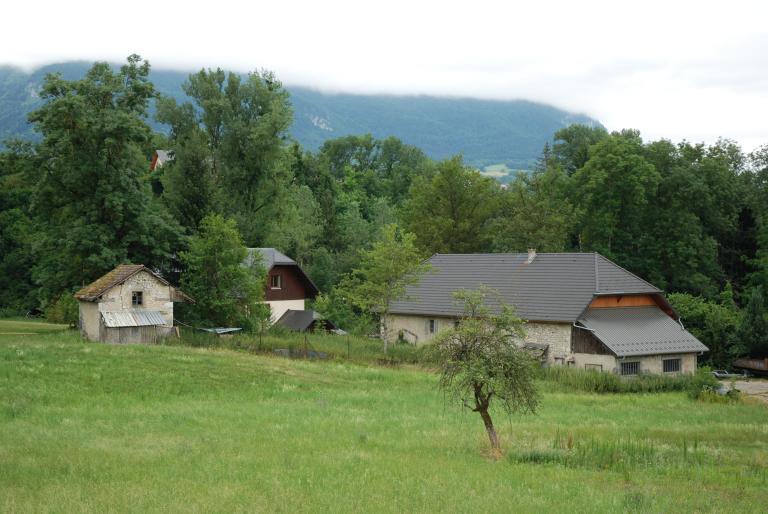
[712,369,750,379]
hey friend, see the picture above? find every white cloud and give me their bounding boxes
[2,0,766,150]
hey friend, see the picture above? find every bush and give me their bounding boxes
[685,367,720,400]
[540,366,702,394]
[45,294,78,326]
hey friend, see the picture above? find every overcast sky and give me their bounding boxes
[2,0,767,151]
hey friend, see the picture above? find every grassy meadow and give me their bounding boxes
[1,322,767,513]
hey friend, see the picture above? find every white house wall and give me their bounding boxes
[266,299,305,323]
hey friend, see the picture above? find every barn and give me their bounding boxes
[387,251,708,376]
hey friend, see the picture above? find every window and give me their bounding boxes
[663,358,681,373]
[620,361,640,376]
[428,319,437,334]
[585,364,603,372]
[270,274,282,289]
[131,291,143,306]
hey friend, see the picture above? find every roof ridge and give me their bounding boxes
[74,264,164,301]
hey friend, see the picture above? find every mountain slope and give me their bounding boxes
[0,62,602,171]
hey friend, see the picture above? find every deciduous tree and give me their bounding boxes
[180,214,267,330]
[338,224,430,350]
[402,157,502,254]
[29,55,181,301]
[433,288,539,452]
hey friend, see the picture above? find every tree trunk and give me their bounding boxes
[478,406,500,450]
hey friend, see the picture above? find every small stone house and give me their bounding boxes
[246,248,319,323]
[74,264,191,344]
[387,251,708,376]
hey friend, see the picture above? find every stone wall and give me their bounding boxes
[97,271,175,326]
[524,322,571,361]
[78,300,100,341]
[618,353,698,375]
[572,353,618,372]
[385,314,456,344]
[387,314,571,364]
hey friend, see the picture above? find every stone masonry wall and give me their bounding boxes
[98,271,174,326]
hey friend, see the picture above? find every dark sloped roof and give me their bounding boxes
[246,248,297,269]
[389,252,661,322]
[245,248,319,297]
[578,307,708,357]
[276,309,337,332]
[594,254,661,295]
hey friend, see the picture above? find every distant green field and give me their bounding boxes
[0,318,68,335]
[1,324,766,513]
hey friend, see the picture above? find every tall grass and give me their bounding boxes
[169,327,434,366]
[539,365,720,395]
[510,431,706,470]
[1,326,767,512]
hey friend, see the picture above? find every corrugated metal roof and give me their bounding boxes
[389,252,660,321]
[578,307,708,357]
[102,310,167,328]
[201,327,243,335]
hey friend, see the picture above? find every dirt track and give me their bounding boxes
[732,380,768,404]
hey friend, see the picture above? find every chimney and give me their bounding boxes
[527,248,537,264]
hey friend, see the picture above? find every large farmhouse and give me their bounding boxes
[246,248,319,322]
[387,251,708,376]
[74,264,190,344]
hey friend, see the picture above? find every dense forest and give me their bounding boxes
[1,56,767,366]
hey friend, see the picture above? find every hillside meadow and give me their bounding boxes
[1,323,767,513]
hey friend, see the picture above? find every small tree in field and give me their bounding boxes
[433,289,539,452]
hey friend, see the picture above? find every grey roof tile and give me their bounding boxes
[246,248,296,270]
[578,306,708,357]
[389,252,660,321]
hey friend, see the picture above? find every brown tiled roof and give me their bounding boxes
[74,264,170,302]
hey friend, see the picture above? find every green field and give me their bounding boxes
[1,323,767,513]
